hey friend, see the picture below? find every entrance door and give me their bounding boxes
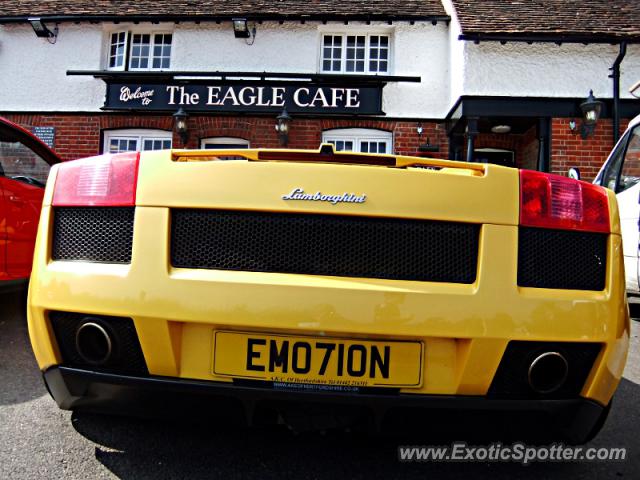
[474,148,515,167]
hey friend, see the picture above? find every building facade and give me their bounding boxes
[0,0,639,180]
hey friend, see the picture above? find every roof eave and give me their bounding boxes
[459,32,640,44]
[0,13,451,25]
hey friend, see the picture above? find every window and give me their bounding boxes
[321,34,390,74]
[200,137,250,149]
[107,31,172,71]
[322,129,393,154]
[618,126,640,193]
[599,125,640,193]
[103,129,172,153]
[0,141,51,185]
[108,32,127,70]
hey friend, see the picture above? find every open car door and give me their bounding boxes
[0,118,61,281]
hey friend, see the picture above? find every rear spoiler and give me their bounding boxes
[172,144,486,173]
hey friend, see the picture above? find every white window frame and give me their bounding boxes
[318,30,393,75]
[322,128,393,154]
[108,31,128,71]
[200,137,250,149]
[103,129,172,153]
[106,29,173,71]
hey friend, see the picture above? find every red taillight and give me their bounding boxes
[519,170,610,233]
[52,152,140,206]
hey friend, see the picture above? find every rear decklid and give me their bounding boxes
[135,146,520,226]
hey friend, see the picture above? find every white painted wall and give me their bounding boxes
[1,19,638,118]
[460,41,640,100]
[440,0,466,111]
[0,23,105,111]
[0,21,452,118]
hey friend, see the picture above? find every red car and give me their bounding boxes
[0,118,61,290]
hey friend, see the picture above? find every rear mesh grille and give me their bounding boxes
[52,207,134,263]
[49,311,148,376]
[171,209,480,283]
[517,227,607,290]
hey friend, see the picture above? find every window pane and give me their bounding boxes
[321,35,343,72]
[0,140,51,184]
[345,35,365,73]
[109,138,138,153]
[130,34,151,70]
[108,31,127,69]
[618,126,640,192]
[151,34,172,69]
[368,35,390,73]
[142,137,172,151]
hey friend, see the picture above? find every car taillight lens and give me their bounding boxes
[52,152,140,207]
[519,170,610,233]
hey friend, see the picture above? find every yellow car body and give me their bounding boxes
[27,147,629,442]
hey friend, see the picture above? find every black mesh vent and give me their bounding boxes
[52,207,134,263]
[488,341,601,399]
[171,209,480,283]
[49,311,148,375]
[518,227,607,290]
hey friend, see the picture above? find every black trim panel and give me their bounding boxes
[43,366,606,442]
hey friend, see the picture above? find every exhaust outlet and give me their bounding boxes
[75,321,113,365]
[527,351,569,394]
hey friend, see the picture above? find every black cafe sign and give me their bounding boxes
[104,82,383,115]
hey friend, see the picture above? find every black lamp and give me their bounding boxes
[28,17,58,42]
[579,90,604,139]
[275,108,292,146]
[232,18,251,38]
[173,108,189,145]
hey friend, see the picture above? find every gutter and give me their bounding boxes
[0,14,451,25]
[459,33,640,45]
[610,42,628,144]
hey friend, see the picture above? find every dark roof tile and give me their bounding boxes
[451,0,640,40]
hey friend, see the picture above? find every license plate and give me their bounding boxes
[213,331,423,388]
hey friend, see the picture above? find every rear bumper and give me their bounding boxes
[45,366,606,443]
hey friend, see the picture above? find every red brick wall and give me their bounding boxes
[551,118,630,181]
[2,113,449,161]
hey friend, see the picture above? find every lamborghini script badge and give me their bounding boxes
[282,188,367,205]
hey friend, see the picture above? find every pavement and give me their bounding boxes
[1,290,638,479]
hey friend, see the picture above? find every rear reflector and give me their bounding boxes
[52,152,140,207]
[519,170,610,233]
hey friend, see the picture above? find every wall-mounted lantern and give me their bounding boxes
[173,107,189,145]
[28,17,58,43]
[232,18,256,45]
[578,90,604,139]
[275,108,292,146]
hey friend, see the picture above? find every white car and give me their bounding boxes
[594,114,640,294]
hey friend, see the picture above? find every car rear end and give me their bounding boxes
[27,147,629,442]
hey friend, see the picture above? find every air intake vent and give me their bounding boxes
[518,227,607,290]
[52,207,134,263]
[171,209,480,283]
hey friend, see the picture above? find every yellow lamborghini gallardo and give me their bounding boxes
[27,145,629,442]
